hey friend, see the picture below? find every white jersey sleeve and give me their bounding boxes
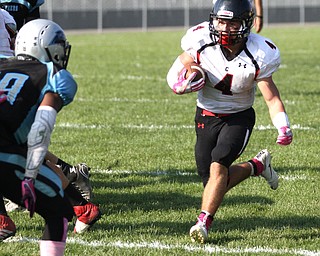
[0,9,15,57]
[181,22,212,62]
[1,8,15,25]
[247,33,280,80]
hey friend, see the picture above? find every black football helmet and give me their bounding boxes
[209,0,254,46]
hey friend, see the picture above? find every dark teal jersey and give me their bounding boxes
[0,58,77,145]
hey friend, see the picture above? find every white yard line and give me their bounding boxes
[92,169,309,181]
[76,97,170,103]
[56,123,315,131]
[5,236,320,256]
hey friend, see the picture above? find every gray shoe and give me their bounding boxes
[4,198,25,212]
[71,163,93,201]
[254,149,279,190]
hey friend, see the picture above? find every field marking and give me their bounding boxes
[92,169,309,182]
[56,123,315,131]
[94,169,195,176]
[5,236,320,256]
[76,97,172,103]
[74,97,298,106]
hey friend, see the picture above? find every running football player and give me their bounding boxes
[167,0,292,243]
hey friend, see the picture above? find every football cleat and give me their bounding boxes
[0,214,16,241]
[189,212,212,243]
[254,149,279,190]
[71,163,93,201]
[4,198,24,212]
[190,221,208,244]
[73,202,102,234]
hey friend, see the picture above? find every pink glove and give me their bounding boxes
[21,178,36,218]
[173,68,205,95]
[277,126,293,145]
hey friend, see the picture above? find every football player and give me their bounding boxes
[0,0,44,30]
[0,19,101,254]
[0,8,16,56]
[0,3,93,204]
[167,0,292,243]
[0,5,93,204]
[0,11,96,242]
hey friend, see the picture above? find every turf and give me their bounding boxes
[1,25,320,255]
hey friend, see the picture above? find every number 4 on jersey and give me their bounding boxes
[214,74,233,95]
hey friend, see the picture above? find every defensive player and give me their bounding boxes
[0,3,93,206]
[0,0,44,30]
[0,19,100,254]
[167,0,292,243]
[0,12,96,243]
[0,0,93,206]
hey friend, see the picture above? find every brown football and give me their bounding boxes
[185,63,205,81]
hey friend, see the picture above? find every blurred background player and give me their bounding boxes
[0,19,101,247]
[0,0,44,30]
[167,0,292,243]
[0,8,15,56]
[253,0,263,33]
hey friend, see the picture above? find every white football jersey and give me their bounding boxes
[181,21,280,114]
[0,9,15,57]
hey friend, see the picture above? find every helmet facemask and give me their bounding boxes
[45,31,71,69]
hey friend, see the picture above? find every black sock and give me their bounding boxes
[64,184,87,206]
[0,196,8,216]
[248,159,258,175]
[42,217,66,241]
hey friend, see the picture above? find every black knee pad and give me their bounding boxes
[197,168,209,187]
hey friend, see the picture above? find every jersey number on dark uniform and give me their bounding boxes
[0,73,29,105]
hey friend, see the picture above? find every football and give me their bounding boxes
[185,63,206,81]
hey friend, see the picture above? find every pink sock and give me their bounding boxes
[198,211,213,229]
[40,240,66,256]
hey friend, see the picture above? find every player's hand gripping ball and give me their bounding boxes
[185,63,206,81]
[173,63,206,94]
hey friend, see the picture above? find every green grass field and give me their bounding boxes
[1,25,320,255]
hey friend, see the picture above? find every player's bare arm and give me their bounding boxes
[254,0,263,33]
[257,76,292,145]
[40,92,63,113]
[257,76,286,120]
[179,51,195,66]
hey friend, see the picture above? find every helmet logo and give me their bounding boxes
[217,10,234,19]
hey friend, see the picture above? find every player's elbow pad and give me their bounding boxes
[25,106,57,179]
[167,57,185,90]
